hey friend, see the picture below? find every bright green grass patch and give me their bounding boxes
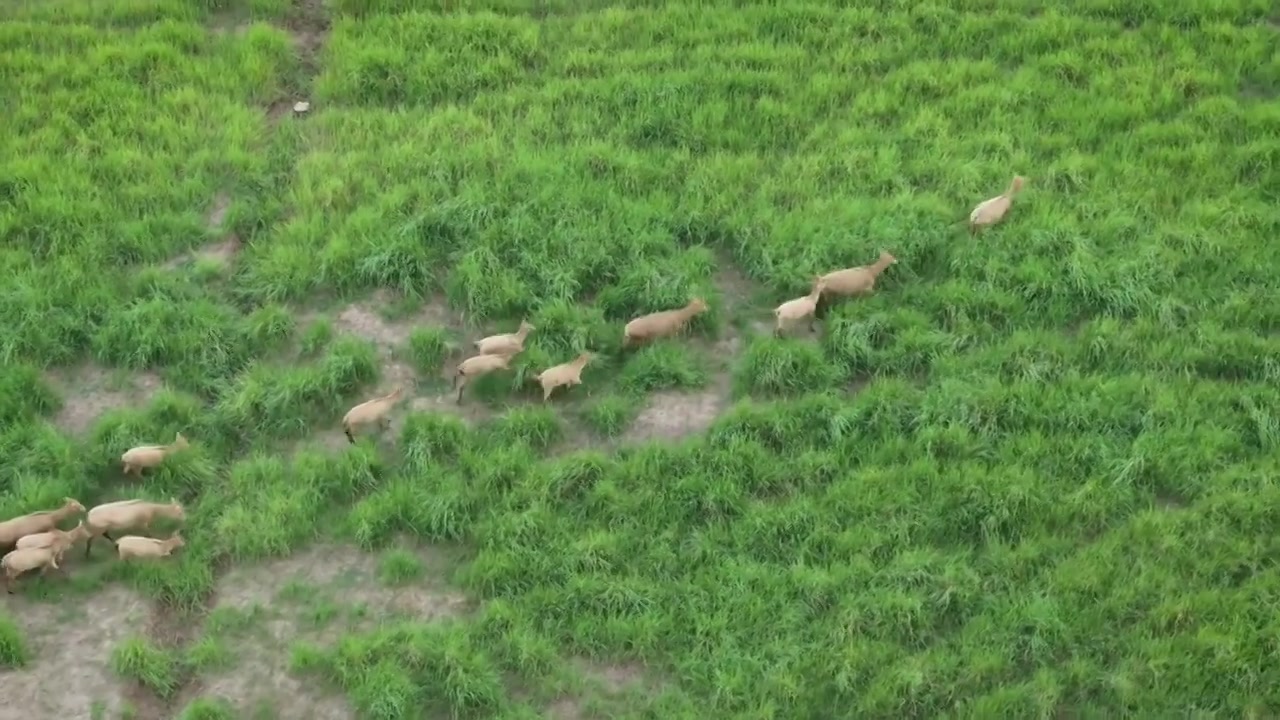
[0,19,296,366]
[0,614,29,668]
[111,635,185,698]
[176,696,238,720]
[378,547,426,585]
[579,394,640,437]
[3,0,1280,717]
[406,326,450,375]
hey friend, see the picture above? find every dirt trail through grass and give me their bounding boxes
[5,1,1280,717]
[178,542,468,717]
[0,589,148,720]
[116,1,339,715]
[44,365,163,436]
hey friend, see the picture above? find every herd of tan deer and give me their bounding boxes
[0,175,1027,592]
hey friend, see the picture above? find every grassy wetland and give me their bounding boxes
[2,0,1280,717]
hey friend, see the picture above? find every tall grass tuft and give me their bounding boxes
[4,1,1280,717]
[0,614,29,668]
[111,635,184,699]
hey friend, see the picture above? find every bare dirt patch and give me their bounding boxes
[624,389,728,443]
[286,0,330,69]
[713,259,760,308]
[261,0,330,129]
[0,587,150,720]
[165,236,244,271]
[547,658,665,719]
[332,293,457,349]
[551,417,608,456]
[409,391,495,428]
[163,191,243,271]
[573,657,651,692]
[44,363,163,435]
[847,375,872,395]
[207,192,232,231]
[192,542,469,718]
[209,19,254,37]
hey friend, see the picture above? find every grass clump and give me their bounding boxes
[111,635,184,699]
[214,337,379,441]
[580,394,640,438]
[297,318,334,357]
[297,623,509,719]
[176,697,237,720]
[3,0,1280,717]
[0,614,29,668]
[378,548,426,586]
[407,326,450,374]
[734,336,840,397]
[617,344,709,395]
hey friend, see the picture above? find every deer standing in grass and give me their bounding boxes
[114,532,186,561]
[622,298,709,348]
[16,521,92,562]
[475,320,534,356]
[83,499,186,559]
[532,352,594,402]
[342,387,407,444]
[773,277,827,336]
[819,251,897,299]
[969,175,1026,234]
[0,498,85,552]
[2,545,62,593]
[454,351,518,404]
[121,433,189,477]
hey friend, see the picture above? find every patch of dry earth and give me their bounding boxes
[624,388,729,443]
[164,191,244,271]
[0,587,150,720]
[547,658,664,719]
[192,543,469,719]
[44,364,163,435]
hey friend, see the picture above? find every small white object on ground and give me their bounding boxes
[293,101,311,114]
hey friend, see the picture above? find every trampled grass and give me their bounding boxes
[1,0,1279,716]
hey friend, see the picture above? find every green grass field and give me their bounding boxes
[2,0,1280,717]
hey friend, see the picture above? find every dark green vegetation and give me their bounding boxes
[2,0,1280,717]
